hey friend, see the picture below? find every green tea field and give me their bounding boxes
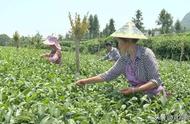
[0,47,190,124]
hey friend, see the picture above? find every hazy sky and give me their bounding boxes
[0,0,189,37]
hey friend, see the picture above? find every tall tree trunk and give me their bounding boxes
[16,42,18,49]
[16,40,19,49]
[75,40,80,76]
[180,42,184,62]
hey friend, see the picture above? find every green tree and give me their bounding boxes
[102,19,116,37]
[157,9,173,34]
[93,14,100,38]
[58,34,63,41]
[69,12,89,75]
[99,32,103,38]
[103,24,110,37]
[132,9,144,31]
[0,34,11,46]
[13,31,20,49]
[65,32,72,40]
[175,19,182,33]
[33,32,42,48]
[88,14,94,39]
[148,30,152,36]
[25,36,33,48]
[108,18,116,35]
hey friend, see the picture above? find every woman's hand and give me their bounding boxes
[120,81,158,95]
[76,79,88,86]
[41,53,49,58]
[76,76,104,86]
[120,87,139,95]
[40,54,45,58]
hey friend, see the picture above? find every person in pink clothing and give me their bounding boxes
[41,36,62,64]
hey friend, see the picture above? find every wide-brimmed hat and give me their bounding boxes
[43,36,61,50]
[111,21,147,39]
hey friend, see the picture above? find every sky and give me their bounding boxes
[0,0,190,37]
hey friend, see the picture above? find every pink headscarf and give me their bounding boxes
[43,36,61,50]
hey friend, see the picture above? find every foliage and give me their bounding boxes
[0,47,190,123]
[92,15,100,38]
[102,19,116,37]
[0,34,11,46]
[156,9,173,34]
[102,24,110,37]
[132,9,144,31]
[139,33,190,61]
[108,19,116,35]
[61,32,190,62]
[1,31,190,62]
[88,14,100,39]
[13,31,20,49]
[68,12,89,41]
[32,32,43,49]
[88,14,94,39]
[174,19,182,33]
[68,12,89,75]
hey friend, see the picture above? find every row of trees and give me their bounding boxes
[133,9,185,36]
[66,10,188,75]
[65,14,116,40]
[0,32,43,49]
[88,14,100,39]
[156,9,185,34]
[0,9,186,49]
[65,9,187,39]
[102,19,116,37]
[0,9,188,76]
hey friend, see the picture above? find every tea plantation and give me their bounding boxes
[0,47,190,124]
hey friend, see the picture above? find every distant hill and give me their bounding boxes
[181,12,190,31]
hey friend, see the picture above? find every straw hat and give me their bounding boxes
[111,21,147,39]
[43,36,61,50]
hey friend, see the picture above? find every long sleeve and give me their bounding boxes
[103,53,110,60]
[99,56,126,81]
[144,48,162,86]
[112,48,120,61]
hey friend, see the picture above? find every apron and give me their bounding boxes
[125,61,166,96]
[50,50,62,64]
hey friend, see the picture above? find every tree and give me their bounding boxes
[148,30,152,36]
[93,14,100,38]
[65,33,69,40]
[132,9,144,31]
[87,14,100,39]
[58,34,63,41]
[88,14,94,39]
[102,19,116,37]
[156,9,173,34]
[99,32,103,38]
[69,12,88,75]
[31,32,42,48]
[103,24,110,37]
[65,32,72,40]
[108,18,116,35]
[25,36,33,48]
[13,31,20,49]
[175,19,182,33]
[0,34,11,46]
